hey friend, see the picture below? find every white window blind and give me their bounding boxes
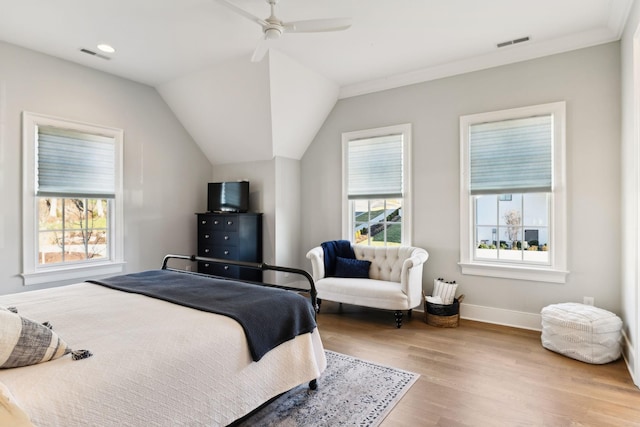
[37,126,116,198]
[469,115,552,195]
[347,134,403,199]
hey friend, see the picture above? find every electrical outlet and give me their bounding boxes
[583,296,594,306]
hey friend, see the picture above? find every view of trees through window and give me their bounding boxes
[37,198,109,265]
[352,199,402,246]
[474,193,550,264]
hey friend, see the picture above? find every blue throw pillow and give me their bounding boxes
[334,256,371,278]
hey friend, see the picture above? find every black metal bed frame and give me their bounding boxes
[161,254,318,313]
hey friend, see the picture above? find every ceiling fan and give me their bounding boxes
[215,0,352,62]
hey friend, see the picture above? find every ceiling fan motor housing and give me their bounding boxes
[215,0,352,62]
[265,26,282,39]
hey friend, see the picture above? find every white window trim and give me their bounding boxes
[459,102,568,283]
[341,123,412,245]
[22,111,125,286]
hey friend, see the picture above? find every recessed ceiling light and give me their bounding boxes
[97,44,115,54]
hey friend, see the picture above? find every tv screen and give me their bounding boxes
[208,181,249,213]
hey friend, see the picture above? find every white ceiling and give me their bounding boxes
[0,0,631,96]
[0,0,633,165]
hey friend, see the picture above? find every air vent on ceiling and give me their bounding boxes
[79,48,111,60]
[497,36,530,48]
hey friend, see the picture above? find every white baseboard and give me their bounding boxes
[414,302,542,331]
[458,302,542,331]
[621,329,638,387]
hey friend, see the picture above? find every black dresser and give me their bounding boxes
[196,212,263,281]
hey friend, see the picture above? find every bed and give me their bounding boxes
[0,255,326,427]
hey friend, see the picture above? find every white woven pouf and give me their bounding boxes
[541,302,622,364]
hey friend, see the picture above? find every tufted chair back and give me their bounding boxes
[353,245,420,283]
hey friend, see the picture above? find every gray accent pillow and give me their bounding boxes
[0,306,70,368]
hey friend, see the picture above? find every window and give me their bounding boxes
[459,102,568,283]
[22,112,124,285]
[342,124,412,246]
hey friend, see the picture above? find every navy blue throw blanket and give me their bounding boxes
[88,270,316,362]
[321,240,355,277]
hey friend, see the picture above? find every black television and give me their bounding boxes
[208,181,250,213]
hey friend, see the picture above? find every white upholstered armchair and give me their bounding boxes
[306,244,429,328]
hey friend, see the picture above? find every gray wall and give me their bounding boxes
[621,0,640,386]
[301,42,621,320]
[274,156,302,284]
[0,42,212,294]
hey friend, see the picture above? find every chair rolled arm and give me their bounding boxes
[306,246,325,281]
[402,251,429,270]
[400,248,429,308]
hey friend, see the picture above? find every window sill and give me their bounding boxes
[458,262,568,284]
[22,261,126,286]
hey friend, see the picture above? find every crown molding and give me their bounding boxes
[339,0,633,99]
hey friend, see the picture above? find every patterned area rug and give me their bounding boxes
[237,350,419,427]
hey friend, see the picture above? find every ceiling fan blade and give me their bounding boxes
[215,0,267,27]
[284,18,352,33]
[251,37,271,63]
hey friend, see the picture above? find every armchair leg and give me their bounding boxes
[316,298,322,313]
[394,311,403,328]
[408,309,412,318]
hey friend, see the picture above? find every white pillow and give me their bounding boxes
[432,278,458,305]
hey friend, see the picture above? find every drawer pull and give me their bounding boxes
[224,265,229,270]
[204,263,210,268]
[204,249,210,253]
[214,220,220,225]
[201,220,206,224]
[224,235,229,240]
[227,221,233,225]
[204,234,210,239]
[224,250,229,255]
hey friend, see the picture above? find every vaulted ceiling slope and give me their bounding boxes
[0,0,632,165]
[157,50,339,165]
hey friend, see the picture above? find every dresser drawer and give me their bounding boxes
[198,216,224,231]
[198,245,237,259]
[212,230,237,245]
[198,214,238,230]
[221,216,238,231]
[199,230,238,247]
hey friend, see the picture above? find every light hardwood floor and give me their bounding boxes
[315,301,640,427]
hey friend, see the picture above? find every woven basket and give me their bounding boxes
[423,291,465,328]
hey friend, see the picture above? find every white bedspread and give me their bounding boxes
[0,283,326,426]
